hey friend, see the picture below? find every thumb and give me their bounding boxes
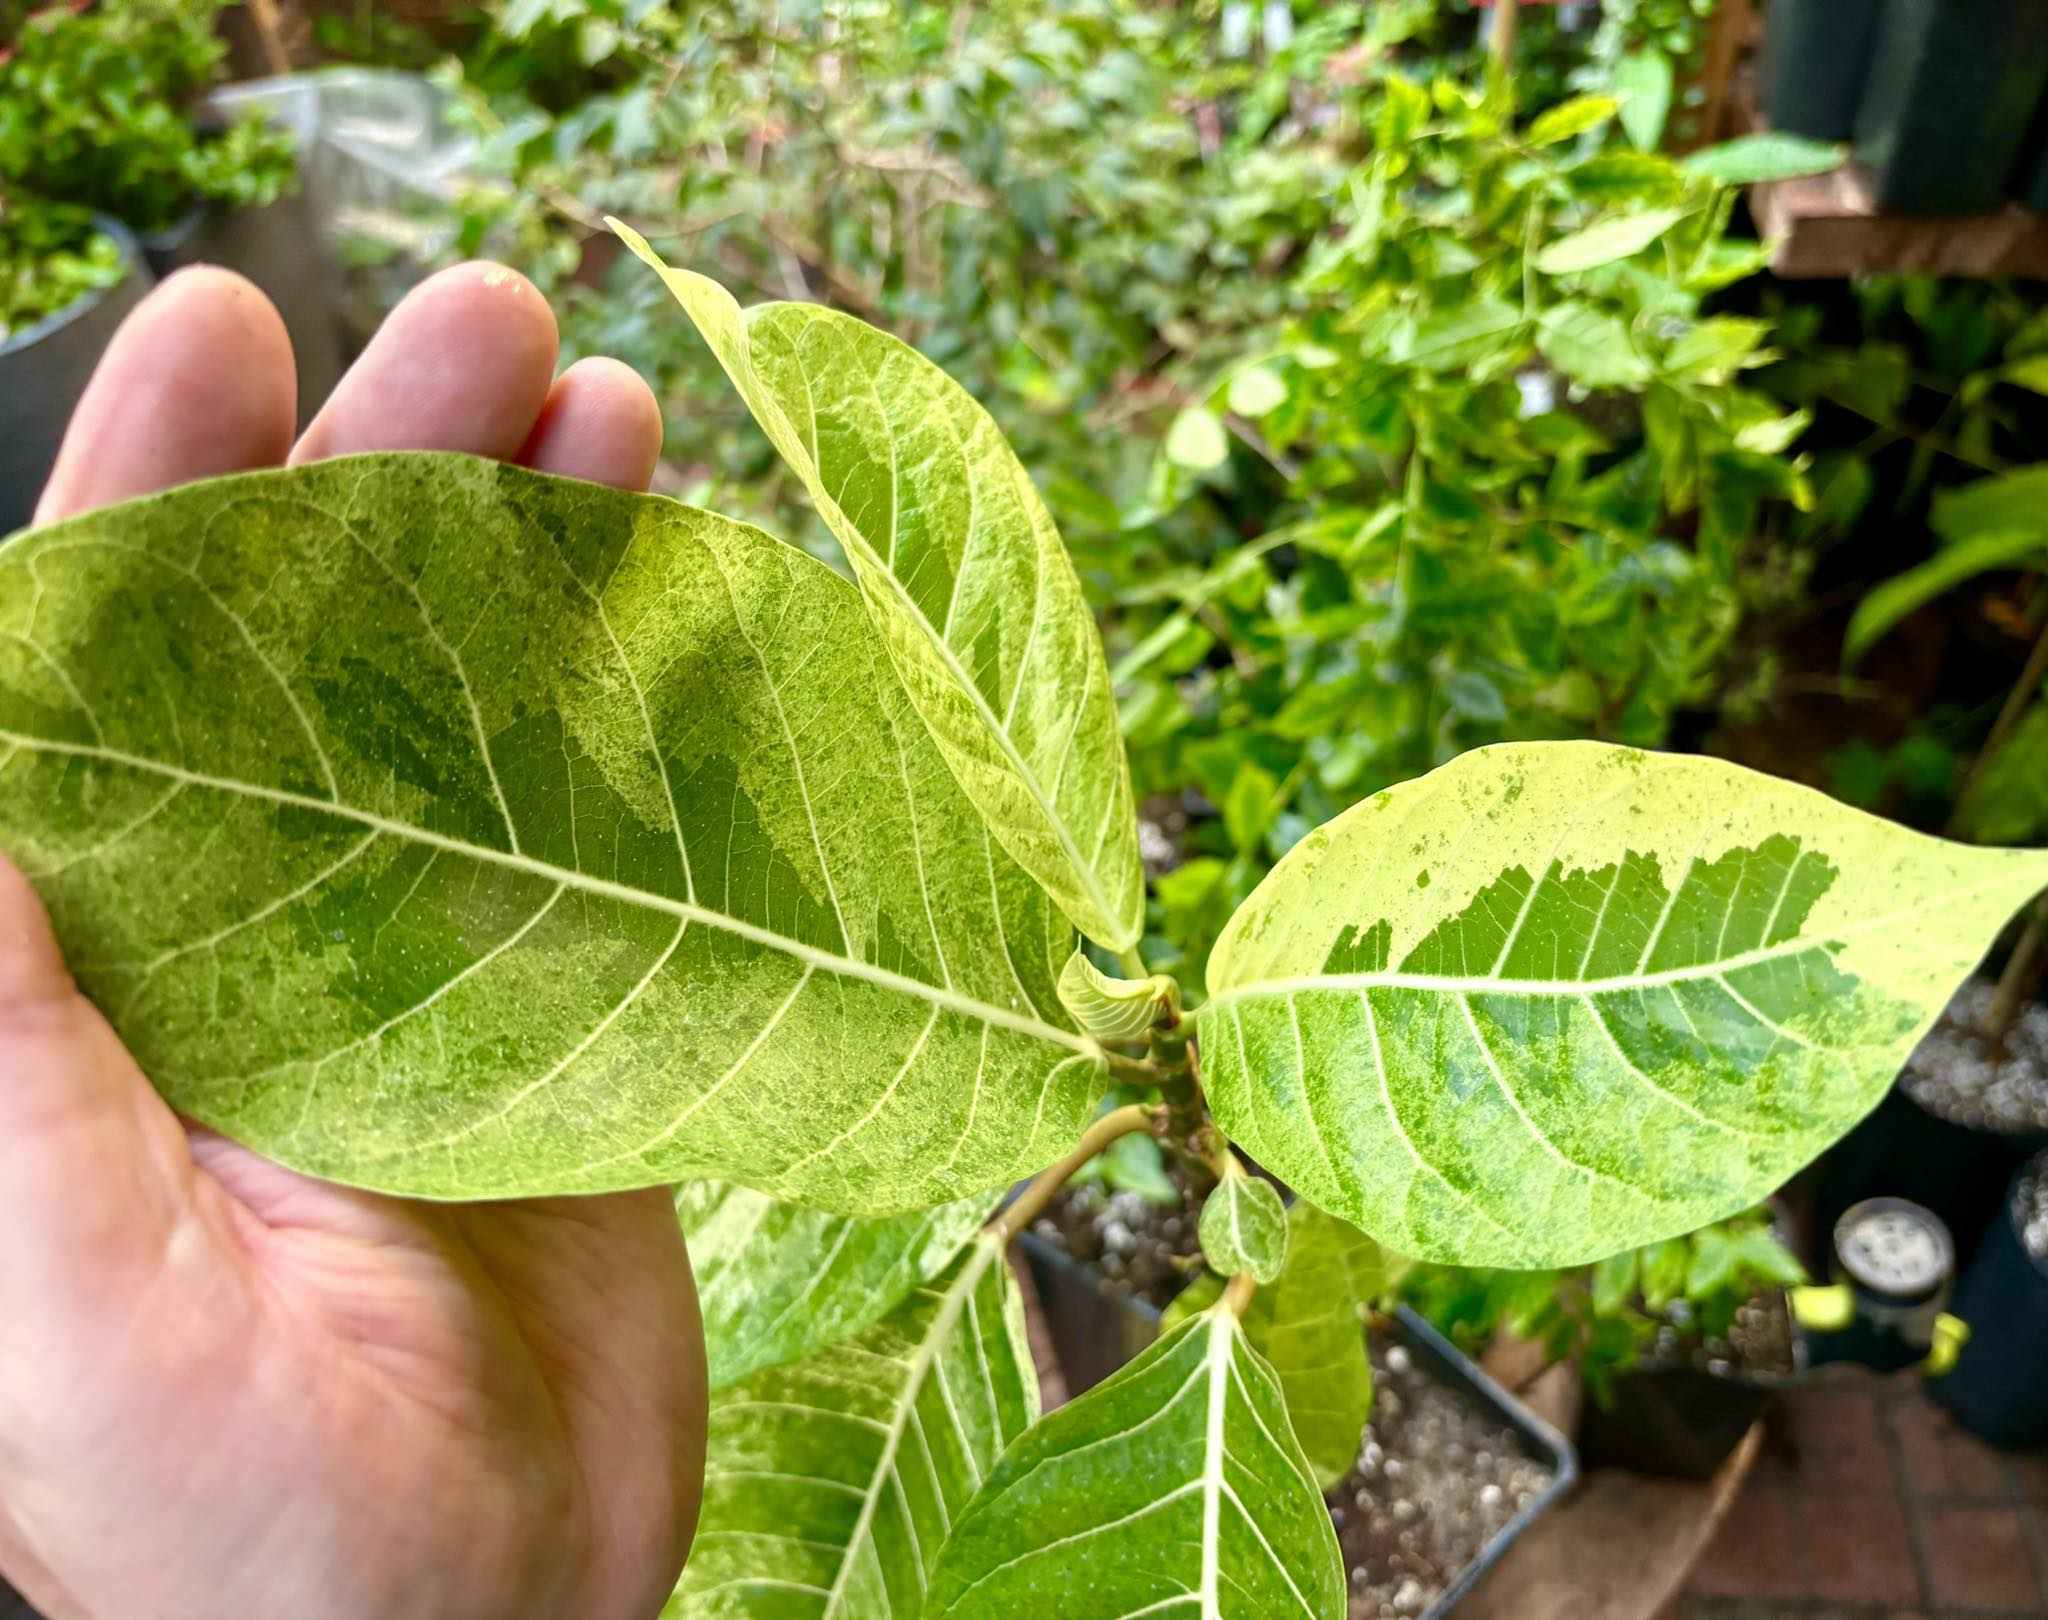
[0,852,202,1317]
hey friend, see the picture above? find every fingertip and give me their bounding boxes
[519,357,665,492]
[35,266,296,525]
[0,852,72,1016]
[292,261,560,465]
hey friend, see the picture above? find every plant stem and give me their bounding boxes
[1118,942,1151,981]
[1222,1271,1257,1317]
[1983,891,2048,1050]
[1489,0,1520,75]
[989,1103,1164,1245]
[1949,602,2048,834]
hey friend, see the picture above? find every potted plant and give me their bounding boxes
[1936,1148,2048,1445]
[6,75,2048,1619]
[0,193,149,529]
[0,0,333,421]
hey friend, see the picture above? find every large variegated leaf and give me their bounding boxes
[0,454,1106,1206]
[923,1305,1344,1619]
[669,1232,1036,1619]
[1200,742,2048,1268]
[679,1182,1000,1390]
[613,223,1145,951]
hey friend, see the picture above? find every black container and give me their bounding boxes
[1764,0,1887,140]
[1576,1314,1804,1480]
[1018,1228,1178,1397]
[1934,1158,2048,1446]
[1813,1084,2045,1278]
[0,218,152,533]
[1392,1307,1579,1619]
[1854,0,2048,216]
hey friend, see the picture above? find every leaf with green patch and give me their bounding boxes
[612,223,1146,952]
[1535,209,1686,276]
[1536,301,1651,389]
[1844,529,2048,664]
[0,454,1106,1207]
[1199,741,2048,1268]
[1527,95,1619,148]
[1199,1174,1288,1283]
[1613,50,1673,150]
[669,1232,1036,1618]
[1682,134,1845,185]
[922,1306,1345,1619]
[678,1182,999,1390]
[1057,950,1179,1043]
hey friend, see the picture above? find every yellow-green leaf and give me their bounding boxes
[1199,1173,1289,1283]
[1057,950,1180,1043]
[0,455,1106,1208]
[1535,208,1686,275]
[1527,95,1619,147]
[613,223,1146,951]
[1199,742,2048,1268]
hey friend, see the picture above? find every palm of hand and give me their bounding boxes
[0,266,705,1620]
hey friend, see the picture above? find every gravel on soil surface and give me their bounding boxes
[2016,1152,2048,1263]
[1031,1181,1201,1310]
[1646,1286,1798,1378]
[1901,980,2048,1135]
[1330,1334,1554,1619]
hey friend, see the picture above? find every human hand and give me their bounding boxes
[0,266,706,1620]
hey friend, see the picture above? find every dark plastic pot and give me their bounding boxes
[1813,1083,2046,1278]
[1933,1159,2048,1447]
[1763,0,1887,140]
[1576,1306,1805,1481]
[0,217,153,534]
[1392,1307,1579,1620]
[1018,1228,1177,1397]
[1853,0,2048,216]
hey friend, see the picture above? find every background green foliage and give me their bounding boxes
[0,0,296,334]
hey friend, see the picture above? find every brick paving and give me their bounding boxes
[1661,1365,2048,1620]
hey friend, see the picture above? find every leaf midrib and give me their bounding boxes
[0,729,1097,1055]
[1202,865,2040,1013]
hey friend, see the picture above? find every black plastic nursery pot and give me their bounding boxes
[1575,1301,1804,1481]
[1933,1155,2048,1447]
[1347,1309,1578,1620]
[0,218,153,534]
[1853,0,2048,216]
[1763,0,1886,140]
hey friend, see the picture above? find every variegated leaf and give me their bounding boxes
[612,223,1145,950]
[669,1233,1036,1618]
[0,455,1105,1207]
[678,1182,1000,1390]
[1200,742,2048,1267]
[1198,1175,1288,1284]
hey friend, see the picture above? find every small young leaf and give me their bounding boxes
[923,1307,1345,1619]
[1612,49,1674,150]
[1844,529,2048,664]
[1226,364,1289,418]
[1199,1174,1289,1283]
[1057,950,1180,1043]
[678,1182,998,1389]
[672,1233,1036,1618]
[1534,208,1686,275]
[0,455,1107,1208]
[1199,742,2048,1268]
[1664,316,1775,380]
[1682,133,1846,185]
[612,223,1147,951]
[1167,406,1231,470]
[1527,95,1619,148]
[1536,301,1651,389]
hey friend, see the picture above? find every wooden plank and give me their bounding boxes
[1753,164,2048,279]
[1460,1425,1765,1620]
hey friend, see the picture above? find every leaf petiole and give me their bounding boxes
[988,1102,1165,1246]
